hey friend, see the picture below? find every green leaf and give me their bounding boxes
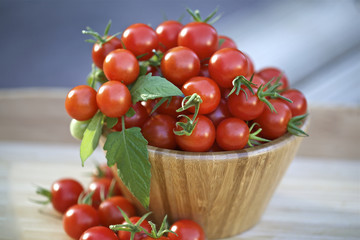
[103,128,151,208]
[126,107,136,118]
[130,73,183,104]
[106,117,118,129]
[80,112,105,166]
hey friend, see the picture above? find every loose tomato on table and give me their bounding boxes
[98,196,136,227]
[156,20,183,52]
[88,178,122,209]
[79,226,118,240]
[168,219,205,240]
[117,216,152,240]
[65,85,98,121]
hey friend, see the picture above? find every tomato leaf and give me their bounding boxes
[103,127,151,208]
[130,73,183,104]
[105,117,118,129]
[80,111,105,166]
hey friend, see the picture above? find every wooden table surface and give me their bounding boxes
[0,89,359,240]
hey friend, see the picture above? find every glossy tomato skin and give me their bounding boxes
[79,226,118,240]
[143,237,169,240]
[113,102,149,131]
[51,178,84,214]
[281,89,307,116]
[178,22,218,60]
[98,196,136,227]
[255,99,292,140]
[244,53,255,77]
[216,118,249,151]
[92,36,123,69]
[175,115,215,152]
[121,23,158,60]
[161,46,200,87]
[156,20,183,52]
[142,114,177,149]
[256,67,289,90]
[155,96,184,118]
[218,35,237,49]
[168,219,205,240]
[227,88,265,121]
[63,204,100,239]
[96,81,132,118]
[206,98,232,127]
[103,49,139,85]
[182,76,221,115]
[88,178,122,209]
[208,48,249,88]
[65,85,98,121]
[117,216,152,240]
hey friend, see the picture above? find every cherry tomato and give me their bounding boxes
[155,96,184,118]
[255,99,292,140]
[98,196,136,227]
[168,219,205,240]
[199,64,210,78]
[96,81,132,118]
[103,49,139,85]
[227,87,265,121]
[63,204,100,239]
[113,102,149,131]
[216,118,249,151]
[218,35,237,49]
[88,178,122,209]
[175,115,215,152]
[182,76,221,114]
[281,89,307,116]
[117,216,152,240]
[206,98,232,127]
[256,67,289,90]
[156,20,183,52]
[244,53,255,77]
[208,48,249,88]
[92,36,123,69]
[142,114,177,149]
[250,74,266,88]
[143,237,169,240]
[79,226,118,240]
[178,22,218,60]
[121,23,158,60]
[161,46,200,87]
[65,85,98,121]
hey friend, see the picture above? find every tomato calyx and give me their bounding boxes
[31,185,52,205]
[186,7,222,24]
[257,78,293,113]
[227,75,256,99]
[287,113,309,137]
[146,215,177,239]
[88,64,108,89]
[77,190,95,205]
[174,93,203,136]
[248,123,271,147]
[82,20,121,46]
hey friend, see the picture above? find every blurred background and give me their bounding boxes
[0,0,360,106]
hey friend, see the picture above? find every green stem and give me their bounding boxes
[287,114,309,137]
[248,123,270,147]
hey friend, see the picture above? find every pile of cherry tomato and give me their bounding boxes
[65,8,307,153]
[34,165,205,240]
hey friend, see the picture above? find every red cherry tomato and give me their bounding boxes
[63,204,100,239]
[92,36,123,69]
[156,20,183,52]
[155,96,184,118]
[117,216,152,240]
[98,196,136,227]
[281,89,307,116]
[142,114,177,149]
[92,164,114,180]
[175,115,215,152]
[250,74,266,88]
[65,85,98,121]
[206,98,232,127]
[103,49,139,85]
[50,178,84,214]
[121,23,158,60]
[79,226,118,240]
[96,81,132,118]
[88,178,122,209]
[178,22,218,60]
[168,219,205,240]
[227,88,265,121]
[216,118,249,151]
[199,64,210,78]
[218,35,237,49]
[113,102,149,131]
[208,48,249,88]
[161,46,200,87]
[244,53,255,77]
[182,76,221,114]
[255,99,292,140]
[143,237,169,240]
[256,67,289,90]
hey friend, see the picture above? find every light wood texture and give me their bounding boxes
[0,89,359,239]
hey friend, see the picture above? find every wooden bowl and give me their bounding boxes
[102,117,309,239]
